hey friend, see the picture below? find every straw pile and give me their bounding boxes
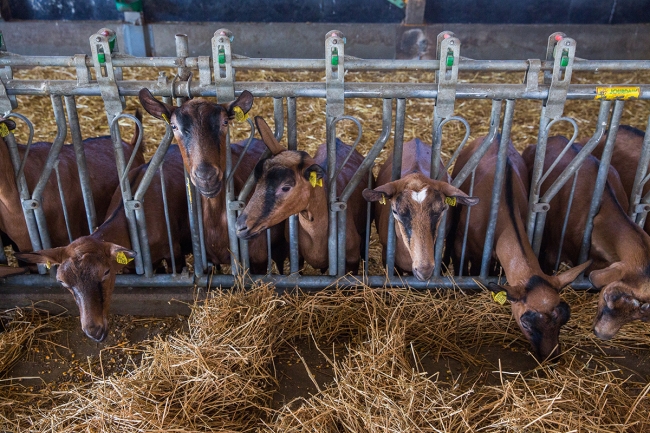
[1,284,648,432]
[0,308,53,377]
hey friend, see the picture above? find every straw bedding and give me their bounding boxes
[0,66,649,431]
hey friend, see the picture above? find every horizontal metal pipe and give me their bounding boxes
[4,80,650,101]
[2,53,650,72]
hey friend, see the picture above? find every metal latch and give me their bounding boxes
[90,28,126,122]
[544,32,576,120]
[212,29,235,103]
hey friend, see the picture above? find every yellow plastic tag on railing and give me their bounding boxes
[595,87,640,101]
[161,113,170,124]
[0,123,10,138]
[309,171,322,188]
[115,252,134,265]
[232,106,249,122]
[445,196,457,206]
[492,291,508,305]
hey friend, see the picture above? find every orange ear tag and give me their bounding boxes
[309,171,322,188]
[161,113,170,124]
[379,195,387,205]
[445,196,457,207]
[232,106,249,122]
[491,291,507,305]
[115,252,134,265]
[0,123,10,138]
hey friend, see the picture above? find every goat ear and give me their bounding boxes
[0,266,26,278]
[488,282,523,302]
[436,181,479,207]
[362,183,397,203]
[227,90,254,115]
[138,88,175,122]
[589,261,626,290]
[0,118,16,131]
[254,116,285,155]
[303,163,325,183]
[555,260,592,289]
[15,247,67,266]
[108,244,137,266]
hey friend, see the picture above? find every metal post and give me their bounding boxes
[175,33,190,106]
[185,168,204,277]
[480,99,515,278]
[386,98,406,276]
[287,96,300,274]
[629,115,650,223]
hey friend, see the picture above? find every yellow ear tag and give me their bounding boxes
[115,252,134,265]
[45,261,51,270]
[0,123,10,138]
[161,113,170,125]
[445,196,457,207]
[309,171,322,188]
[491,291,508,305]
[379,195,387,205]
[232,106,249,123]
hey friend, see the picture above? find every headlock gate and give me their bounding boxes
[0,27,649,313]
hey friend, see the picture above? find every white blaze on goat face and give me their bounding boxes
[411,188,427,204]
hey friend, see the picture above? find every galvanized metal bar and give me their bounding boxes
[385,99,405,277]
[159,162,177,274]
[184,168,204,277]
[629,116,650,223]
[64,95,97,231]
[195,184,208,272]
[451,100,502,188]
[578,100,625,265]
[364,164,373,279]
[458,170,477,276]
[480,99,516,279]
[555,171,579,272]
[31,95,69,250]
[441,116,471,176]
[337,208,347,277]
[225,132,241,275]
[175,33,190,106]
[53,161,73,243]
[287,96,300,274]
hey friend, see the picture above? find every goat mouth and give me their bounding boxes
[237,226,266,240]
[197,185,222,198]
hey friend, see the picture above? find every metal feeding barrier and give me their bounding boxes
[0,26,650,309]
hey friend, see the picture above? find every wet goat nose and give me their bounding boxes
[85,324,108,342]
[413,265,434,281]
[235,214,248,233]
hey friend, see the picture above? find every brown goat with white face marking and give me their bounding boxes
[523,136,650,340]
[0,115,144,253]
[138,90,287,273]
[363,138,478,281]
[236,117,367,273]
[16,146,191,342]
[454,136,590,361]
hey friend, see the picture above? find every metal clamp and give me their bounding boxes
[228,200,245,211]
[525,59,541,92]
[90,28,125,122]
[21,199,39,210]
[212,29,235,103]
[74,54,90,86]
[125,199,143,211]
[434,31,460,119]
[532,203,550,213]
[325,30,345,122]
[331,202,347,212]
[544,33,576,120]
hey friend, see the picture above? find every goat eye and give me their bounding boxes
[281,185,291,192]
[103,269,111,277]
[170,123,177,130]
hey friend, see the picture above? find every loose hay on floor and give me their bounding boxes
[2,284,648,432]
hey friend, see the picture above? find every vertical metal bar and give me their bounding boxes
[64,95,97,231]
[364,164,373,279]
[53,161,73,243]
[31,95,68,250]
[578,100,625,265]
[526,107,552,242]
[629,116,650,222]
[385,98,405,276]
[287,96,300,274]
[196,185,207,271]
[555,171,579,272]
[458,170,476,276]
[327,123,338,276]
[134,205,153,277]
[159,163,177,274]
[184,168,204,277]
[337,209,347,276]
[225,131,241,275]
[175,33,190,106]
[480,99,515,279]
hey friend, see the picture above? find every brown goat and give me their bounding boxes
[0,114,144,253]
[454,136,590,360]
[591,125,650,232]
[522,136,650,340]
[236,117,367,273]
[363,138,477,280]
[16,145,191,341]
[138,90,287,273]
[0,266,26,278]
